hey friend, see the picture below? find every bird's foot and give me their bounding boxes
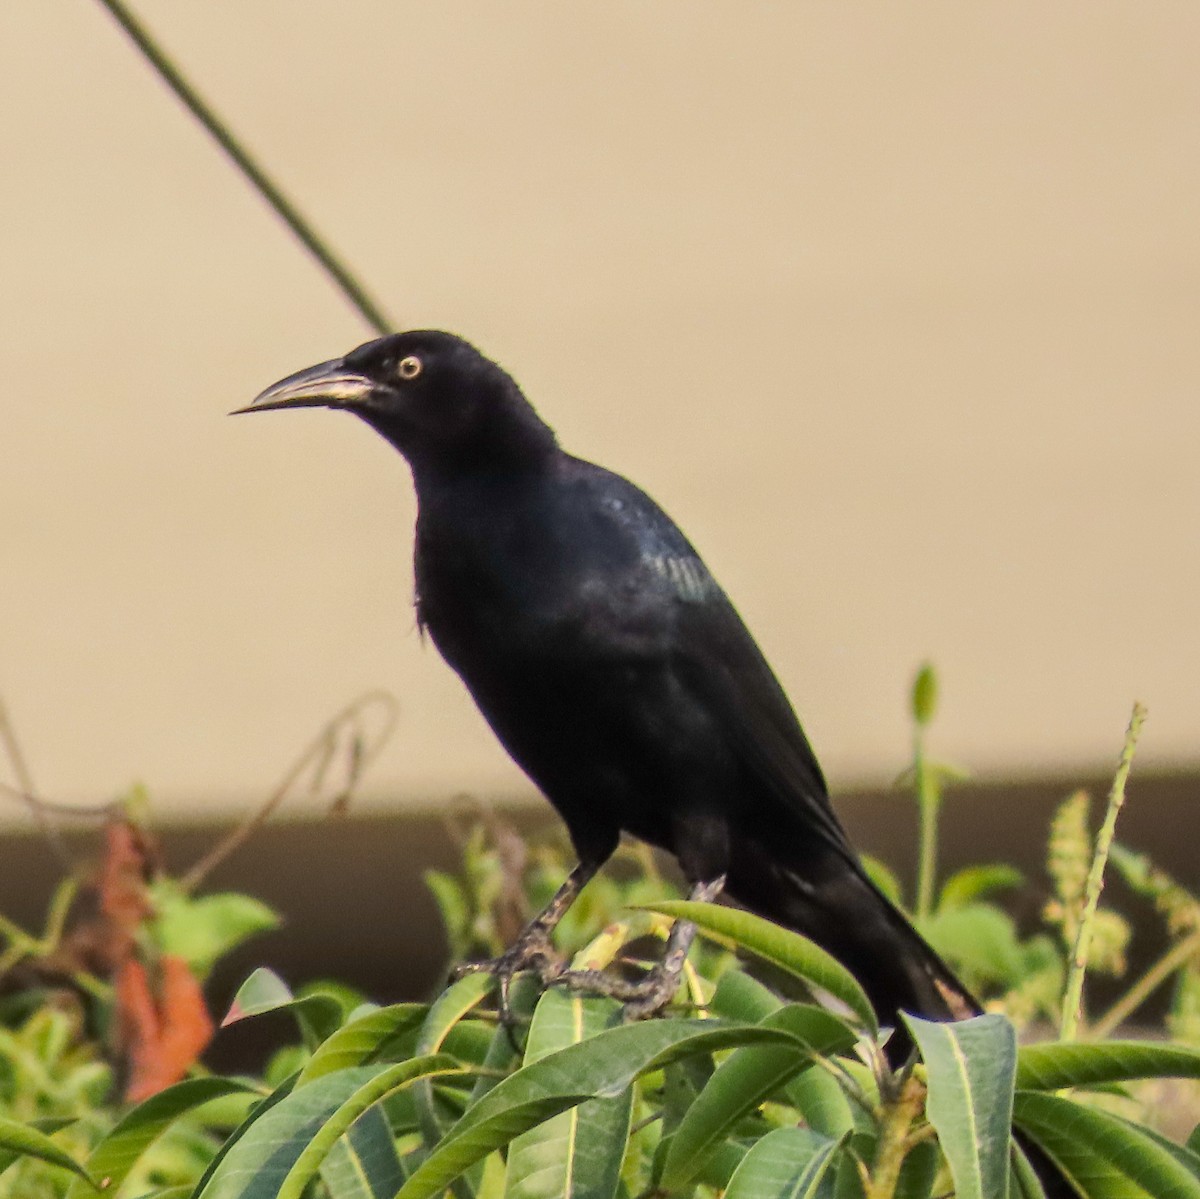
[554,959,685,1020]
[453,925,566,1025]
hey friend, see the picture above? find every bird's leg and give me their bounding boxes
[556,875,726,1018]
[453,858,599,1020]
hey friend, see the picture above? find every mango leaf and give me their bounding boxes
[396,1017,813,1199]
[221,967,345,1047]
[319,1104,408,1198]
[299,1003,428,1084]
[196,1059,461,1199]
[188,1074,299,1197]
[278,1057,464,1199]
[724,1126,847,1199]
[64,1076,256,1199]
[895,1139,940,1199]
[1111,1116,1200,1183]
[938,865,1023,910]
[661,1004,857,1190]
[0,1118,98,1190]
[414,973,496,1147]
[708,973,857,1136]
[1013,1090,1200,1198]
[1017,1040,1200,1091]
[905,1013,1016,1199]
[639,900,877,1033]
[150,885,279,978]
[503,990,631,1199]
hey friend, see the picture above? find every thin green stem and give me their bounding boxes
[94,0,396,336]
[1059,702,1147,1041]
[1090,925,1200,1041]
[914,733,940,921]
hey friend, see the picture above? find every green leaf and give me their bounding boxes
[396,1017,813,1199]
[319,1104,408,1197]
[221,967,345,1046]
[64,1076,256,1199]
[196,1060,459,1199]
[917,903,1028,988]
[638,901,877,1033]
[709,968,854,1136]
[1016,1040,1200,1091]
[905,1013,1016,1199]
[298,1003,428,1084]
[504,990,631,1199]
[661,1004,857,1190]
[414,973,496,1147]
[724,1126,847,1199]
[278,1057,463,1199]
[150,885,279,978]
[0,1118,98,1190]
[938,865,1024,911]
[895,1139,939,1199]
[1112,1115,1200,1182]
[1013,1090,1200,1198]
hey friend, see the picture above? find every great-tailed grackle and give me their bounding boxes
[237,330,977,1039]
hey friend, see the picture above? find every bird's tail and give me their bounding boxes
[725,845,1077,1196]
[724,841,979,1052]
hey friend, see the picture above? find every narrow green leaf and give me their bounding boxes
[188,1074,299,1197]
[709,968,782,1022]
[221,966,345,1046]
[725,1126,846,1199]
[905,1013,1016,1199]
[639,900,877,1033]
[895,1139,939,1199]
[1017,1040,1200,1091]
[65,1076,255,1199]
[1014,1089,1200,1198]
[396,1017,810,1199]
[196,1062,455,1199]
[319,1103,408,1198]
[0,1118,98,1190]
[414,973,496,1148]
[298,1003,428,1084]
[1008,1139,1048,1199]
[503,990,631,1199]
[661,1004,856,1190]
[278,1057,463,1199]
[709,969,855,1136]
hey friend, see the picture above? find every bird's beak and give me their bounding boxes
[231,357,377,415]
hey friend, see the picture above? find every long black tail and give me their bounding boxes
[724,841,1077,1197]
[726,839,978,1052]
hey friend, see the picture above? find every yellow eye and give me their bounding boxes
[397,355,422,380]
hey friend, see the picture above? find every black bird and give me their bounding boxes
[237,330,977,1040]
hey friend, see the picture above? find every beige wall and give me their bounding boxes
[1,4,1196,817]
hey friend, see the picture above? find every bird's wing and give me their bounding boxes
[671,589,862,865]
[584,464,860,864]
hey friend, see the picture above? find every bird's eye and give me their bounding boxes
[397,355,423,380]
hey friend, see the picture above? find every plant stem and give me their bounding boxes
[914,732,940,920]
[1090,925,1200,1040]
[94,0,396,335]
[865,1074,926,1199]
[1059,702,1147,1041]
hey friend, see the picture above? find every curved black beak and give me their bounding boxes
[231,358,376,415]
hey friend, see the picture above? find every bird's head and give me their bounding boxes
[235,330,557,475]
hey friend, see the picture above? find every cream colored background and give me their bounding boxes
[1,4,1196,816]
